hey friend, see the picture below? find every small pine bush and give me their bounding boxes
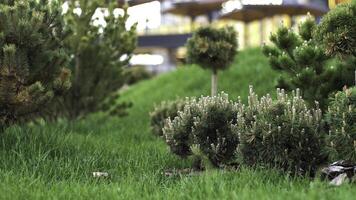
[237,87,325,174]
[150,99,186,137]
[191,94,240,166]
[0,0,70,131]
[325,87,356,162]
[315,0,356,57]
[48,1,137,119]
[163,93,240,167]
[263,15,355,110]
[163,99,198,158]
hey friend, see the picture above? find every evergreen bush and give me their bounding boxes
[186,26,238,96]
[315,0,356,57]
[163,93,240,167]
[150,98,186,137]
[191,94,240,167]
[325,87,356,162]
[163,99,198,158]
[0,0,70,131]
[262,15,355,110]
[237,87,325,175]
[48,1,137,119]
[315,1,356,162]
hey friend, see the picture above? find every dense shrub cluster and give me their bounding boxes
[237,87,325,174]
[159,88,328,174]
[325,87,356,162]
[157,86,355,174]
[163,93,240,167]
[150,99,186,136]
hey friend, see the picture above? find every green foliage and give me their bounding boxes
[237,87,325,174]
[315,0,356,57]
[163,99,198,158]
[0,0,70,131]
[186,26,238,96]
[190,94,240,167]
[163,93,240,167]
[149,98,186,136]
[123,66,152,85]
[262,16,355,109]
[49,0,137,119]
[186,26,238,72]
[325,87,356,162]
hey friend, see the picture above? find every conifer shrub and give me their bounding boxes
[325,87,356,162]
[315,0,356,57]
[163,99,199,158]
[150,99,186,137]
[48,1,137,119]
[0,0,70,131]
[315,3,356,162]
[190,94,240,166]
[262,15,355,110]
[237,87,325,174]
[163,93,240,167]
[186,26,238,96]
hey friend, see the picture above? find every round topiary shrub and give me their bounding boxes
[315,1,356,57]
[123,66,152,85]
[325,87,356,162]
[150,99,186,137]
[186,26,238,96]
[163,93,240,167]
[237,87,325,175]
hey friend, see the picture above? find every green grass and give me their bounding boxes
[1,48,355,199]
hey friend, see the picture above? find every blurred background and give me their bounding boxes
[89,0,345,73]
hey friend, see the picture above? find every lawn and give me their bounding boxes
[0,48,355,200]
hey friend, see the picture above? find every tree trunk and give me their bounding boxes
[75,55,80,83]
[211,70,218,96]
